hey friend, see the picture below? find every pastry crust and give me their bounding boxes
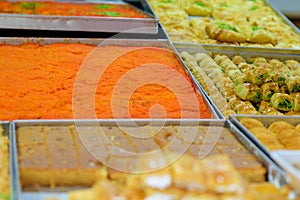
[206,22,246,43]
[248,127,285,150]
[240,118,264,130]
[179,0,212,16]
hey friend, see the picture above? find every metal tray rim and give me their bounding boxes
[168,0,300,51]
[10,119,290,199]
[175,43,300,55]
[11,118,225,126]
[0,1,158,33]
[0,0,156,19]
[175,46,300,120]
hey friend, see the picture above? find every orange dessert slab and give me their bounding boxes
[0,1,148,18]
[0,43,211,120]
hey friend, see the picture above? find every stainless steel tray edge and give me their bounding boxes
[175,43,300,57]
[9,122,19,200]
[0,37,171,46]
[140,0,155,16]
[12,119,225,127]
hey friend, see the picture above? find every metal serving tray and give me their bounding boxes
[144,0,300,50]
[0,37,219,120]
[230,115,300,158]
[0,1,158,33]
[10,119,293,199]
[176,43,300,57]
[0,121,13,200]
[175,44,300,119]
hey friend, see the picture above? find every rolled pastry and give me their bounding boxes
[286,76,300,93]
[261,82,279,101]
[291,92,300,112]
[234,83,262,103]
[270,93,294,111]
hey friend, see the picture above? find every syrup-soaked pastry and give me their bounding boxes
[270,93,294,111]
[206,21,246,43]
[261,82,280,101]
[291,92,300,112]
[179,0,212,16]
[245,66,272,85]
[286,75,300,93]
[240,118,264,130]
[248,127,285,150]
[257,101,283,115]
[234,83,262,103]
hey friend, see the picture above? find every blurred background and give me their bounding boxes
[269,0,300,28]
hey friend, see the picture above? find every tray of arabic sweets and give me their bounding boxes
[142,0,300,49]
[0,37,217,121]
[0,0,158,33]
[176,44,300,118]
[9,119,297,199]
[230,115,300,155]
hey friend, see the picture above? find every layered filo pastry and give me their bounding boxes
[205,21,246,43]
[261,82,280,101]
[240,118,300,151]
[291,92,300,112]
[269,121,300,150]
[286,75,300,93]
[240,118,284,150]
[156,10,189,30]
[149,0,300,47]
[234,83,262,103]
[270,93,294,111]
[69,152,291,200]
[244,67,272,86]
[257,101,283,115]
[149,0,180,12]
[178,0,212,16]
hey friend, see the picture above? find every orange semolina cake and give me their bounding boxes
[0,1,148,18]
[0,43,211,120]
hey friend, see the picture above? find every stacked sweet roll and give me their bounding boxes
[180,51,300,118]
